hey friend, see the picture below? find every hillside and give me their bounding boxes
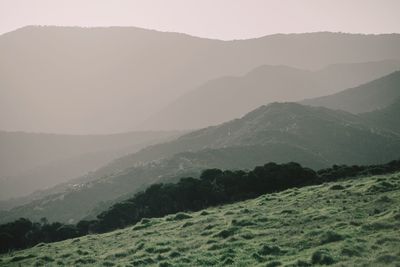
[0,130,181,202]
[142,60,400,130]
[2,102,399,224]
[100,102,400,176]
[1,171,399,266]
[2,27,400,133]
[361,98,400,135]
[302,71,400,113]
[0,145,326,224]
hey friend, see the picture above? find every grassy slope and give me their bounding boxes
[1,172,400,266]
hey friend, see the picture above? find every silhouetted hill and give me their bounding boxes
[302,71,400,113]
[2,102,399,223]
[142,60,400,130]
[2,27,400,133]
[0,131,182,201]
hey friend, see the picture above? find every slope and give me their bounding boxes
[1,171,399,266]
[2,102,399,223]
[2,27,400,133]
[0,130,182,202]
[302,71,400,113]
[101,102,400,176]
[142,60,400,130]
[361,97,400,135]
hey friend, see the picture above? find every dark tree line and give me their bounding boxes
[1,160,400,253]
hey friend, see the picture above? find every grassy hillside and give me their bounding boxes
[1,172,399,266]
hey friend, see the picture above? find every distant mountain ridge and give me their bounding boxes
[2,27,400,133]
[302,71,400,113]
[142,60,400,130]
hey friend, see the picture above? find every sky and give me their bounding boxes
[0,0,399,40]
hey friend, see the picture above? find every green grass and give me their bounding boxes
[1,172,400,266]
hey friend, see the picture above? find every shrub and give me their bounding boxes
[258,244,285,256]
[214,227,237,239]
[376,254,399,264]
[330,184,345,190]
[311,249,335,265]
[266,260,282,267]
[320,230,344,244]
[172,213,192,221]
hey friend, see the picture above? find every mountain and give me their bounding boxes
[2,171,399,266]
[2,102,399,223]
[0,131,182,201]
[302,71,400,113]
[2,27,400,133]
[142,60,400,130]
[361,97,400,134]
[102,102,400,175]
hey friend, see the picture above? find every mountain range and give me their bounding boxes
[1,27,400,232]
[142,60,400,130]
[2,73,399,223]
[2,27,400,133]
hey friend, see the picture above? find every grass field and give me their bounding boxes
[1,172,400,266]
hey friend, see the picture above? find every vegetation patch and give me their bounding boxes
[376,254,399,264]
[168,213,192,221]
[258,244,286,256]
[231,219,255,227]
[74,257,96,264]
[319,230,345,244]
[311,249,335,265]
[330,184,345,190]
[10,254,36,262]
[214,227,238,239]
[1,171,399,266]
[266,260,283,267]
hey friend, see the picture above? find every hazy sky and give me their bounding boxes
[0,0,399,40]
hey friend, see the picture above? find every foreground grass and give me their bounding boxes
[1,172,400,266]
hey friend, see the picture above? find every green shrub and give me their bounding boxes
[74,257,96,264]
[231,219,255,226]
[172,213,192,220]
[311,249,335,265]
[258,244,285,255]
[341,246,362,257]
[320,230,344,244]
[266,260,282,267]
[214,227,237,239]
[330,184,345,190]
[376,254,399,264]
